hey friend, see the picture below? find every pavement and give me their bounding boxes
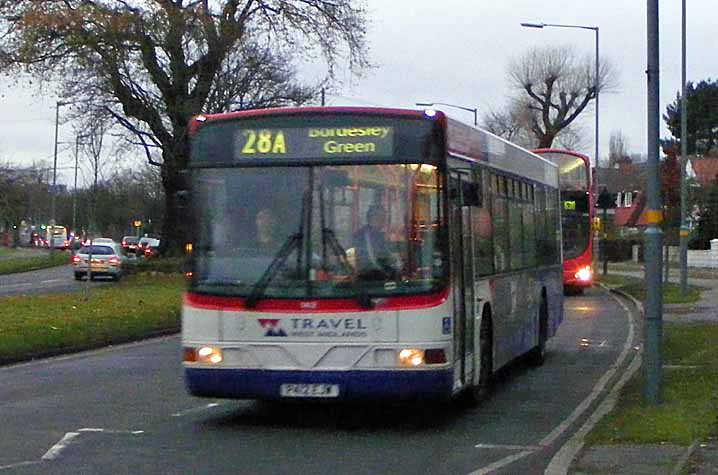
[567,263,718,475]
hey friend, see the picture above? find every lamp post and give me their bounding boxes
[520,22,600,167]
[679,0,689,294]
[51,101,72,227]
[415,101,478,126]
[73,134,90,237]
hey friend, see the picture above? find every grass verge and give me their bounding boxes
[0,272,184,365]
[597,273,702,304]
[586,323,718,445]
[587,275,718,445]
[0,249,71,275]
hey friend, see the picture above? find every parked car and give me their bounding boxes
[121,236,140,253]
[71,243,127,281]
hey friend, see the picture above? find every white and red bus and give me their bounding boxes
[532,149,594,292]
[182,107,564,402]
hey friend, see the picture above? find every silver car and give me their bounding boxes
[72,243,127,281]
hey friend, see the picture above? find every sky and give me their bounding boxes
[0,0,714,185]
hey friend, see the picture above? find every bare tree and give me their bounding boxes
[0,1,369,254]
[483,98,590,152]
[508,45,617,149]
[608,130,630,168]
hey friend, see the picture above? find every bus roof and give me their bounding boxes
[188,106,558,186]
[189,106,437,136]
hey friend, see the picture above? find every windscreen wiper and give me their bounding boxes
[244,232,302,308]
[321,227,354,275]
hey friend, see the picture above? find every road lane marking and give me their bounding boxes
[465,450,535,475]
[41,432,80,460]
[544,290,640,475]
[0,461,41,470]
[0,282,33,290]
[2,427,145,469]
[465,288,638,475]
[539,291,636,448]
[474,444,542,451]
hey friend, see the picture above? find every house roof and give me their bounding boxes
[595,161,648,194]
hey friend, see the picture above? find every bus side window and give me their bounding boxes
[474,168,494,276]
[492,175,509,273]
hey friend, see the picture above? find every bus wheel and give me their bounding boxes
[468,310,493,404]
[528,294,548,366]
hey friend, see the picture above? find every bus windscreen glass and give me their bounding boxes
[543,153,591,260]
[190,163,445,300]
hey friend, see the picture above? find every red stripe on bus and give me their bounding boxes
[183,289,449,313]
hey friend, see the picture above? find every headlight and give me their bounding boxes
[575,266,592,282]
[184,346,223,364]
[398,349,424,367]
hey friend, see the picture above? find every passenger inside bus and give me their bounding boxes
[352,204,401,280]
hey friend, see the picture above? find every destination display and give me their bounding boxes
[233,126,394,159]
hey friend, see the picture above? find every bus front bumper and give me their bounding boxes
[185,367,454,402]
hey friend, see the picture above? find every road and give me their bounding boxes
[0,263,111,297]
[0,287,638,475]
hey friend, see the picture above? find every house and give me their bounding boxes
[595,157,648,233]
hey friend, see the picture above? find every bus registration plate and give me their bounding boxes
[280,383,340,398]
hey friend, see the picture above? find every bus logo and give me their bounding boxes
[258,319,287,337]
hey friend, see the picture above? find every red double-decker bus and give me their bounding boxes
[532,149,594,293]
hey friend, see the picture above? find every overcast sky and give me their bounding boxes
[1,0,713,185]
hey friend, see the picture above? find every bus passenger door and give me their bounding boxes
[449,171,476,391]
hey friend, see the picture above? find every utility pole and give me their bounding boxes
[644,0,664,405]
[679,0,689,294]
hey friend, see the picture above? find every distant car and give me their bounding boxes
[91,237,116,244]
[121,236,140,253]
[71,243,127,281]
[143,240,161,259]
[137,237,160,256]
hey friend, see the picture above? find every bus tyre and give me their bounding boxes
[74,272,83,281]
[528,295,548,366]
[468,311,493,404]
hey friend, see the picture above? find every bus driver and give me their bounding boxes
[352,204,401,279]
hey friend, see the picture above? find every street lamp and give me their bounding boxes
[73,134,90,236]
[415,101,478,126]
[520,22,600,166]
[51,101,72,227]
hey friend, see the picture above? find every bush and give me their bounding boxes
[126,256,187,275]
[600,237,643,262]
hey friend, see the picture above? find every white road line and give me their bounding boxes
[474,444,542,451]
[0,461,41,470]
[465,288,638,475]
[465,450,535,475]
[40,279,64,284]
[539,291,636,448]
[1,282,33,290]
[41,432,80,460]
[1,427,144,469]
[544,291,641,475]
[172,403,221,417]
